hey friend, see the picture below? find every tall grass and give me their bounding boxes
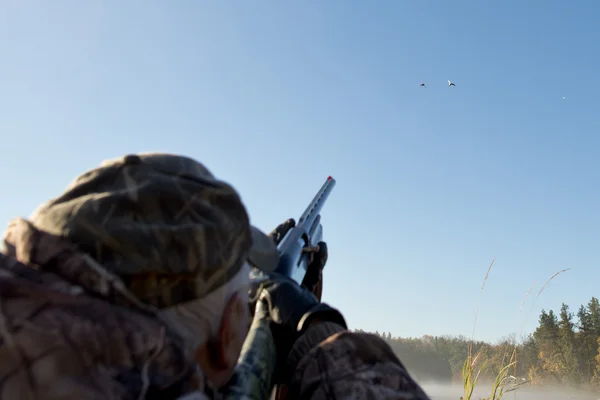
[460,260,569,400]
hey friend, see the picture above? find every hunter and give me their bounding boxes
[0,153,431,400]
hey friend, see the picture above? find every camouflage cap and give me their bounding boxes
[28,153,279,308]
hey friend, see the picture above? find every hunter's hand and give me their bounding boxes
[253,273,346,383]
[267,218,296,245]
[267,218,327,296]
[301,241,327,295]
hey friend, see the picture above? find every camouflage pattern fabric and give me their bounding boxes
[25,153,278,308]
[0,221,198,400]
[285,322,433,400]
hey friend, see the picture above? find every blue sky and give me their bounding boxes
[1,0,599,343]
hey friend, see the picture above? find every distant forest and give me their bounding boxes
[354,296,600,389]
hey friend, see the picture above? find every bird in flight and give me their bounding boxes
[420,83,426,88]
[448,80,456,87]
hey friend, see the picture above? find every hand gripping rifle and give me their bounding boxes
[222,177,336,400]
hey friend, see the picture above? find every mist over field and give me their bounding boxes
[419,382,598,400]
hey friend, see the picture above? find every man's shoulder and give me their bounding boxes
[0,251,197,400]
[289,326,432,399]
[306,329,410,373]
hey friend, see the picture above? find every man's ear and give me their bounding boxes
[196,290,248,388]
[217,290,246,363]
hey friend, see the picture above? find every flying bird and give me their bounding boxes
[448,80,456,87]
[420,83,426,88]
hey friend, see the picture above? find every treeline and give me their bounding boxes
[354,297,600,388]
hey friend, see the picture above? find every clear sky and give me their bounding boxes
[1,0,599,343]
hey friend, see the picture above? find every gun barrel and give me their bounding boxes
[297,176,336,233]
[274,176,336,283]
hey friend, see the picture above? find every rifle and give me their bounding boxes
[222,176,336,400]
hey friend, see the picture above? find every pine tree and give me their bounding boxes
[558,303,579,384]
[593,337,600,387]
[533,309,564,383]
[577,301,598,383]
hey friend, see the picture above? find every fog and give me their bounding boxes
[419,382,598,400]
